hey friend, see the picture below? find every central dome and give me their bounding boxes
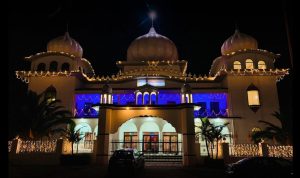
[127,27,178,61]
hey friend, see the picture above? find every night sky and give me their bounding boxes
[8,0,293,117]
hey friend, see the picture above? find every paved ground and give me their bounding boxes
[9,164,226,178]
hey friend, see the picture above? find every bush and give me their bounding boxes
[60,153,92,165]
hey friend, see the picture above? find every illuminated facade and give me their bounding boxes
[16,27,288,166]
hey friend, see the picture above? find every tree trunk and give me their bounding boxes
[205,137,210,158]
[216,140,219,159]
[71,142,74,155]
[77,142,79,153]
[210,142,214,159]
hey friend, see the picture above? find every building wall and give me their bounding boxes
[225,75,280,143]
[28,76,80,113]
[31,55,76,71]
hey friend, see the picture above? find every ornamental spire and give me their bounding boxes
[149,11,156,28]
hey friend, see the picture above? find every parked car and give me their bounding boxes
[108,149,145,174]
[225,157,293,178]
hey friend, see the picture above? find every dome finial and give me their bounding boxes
[235,22,239,33]
[149,11,156,28]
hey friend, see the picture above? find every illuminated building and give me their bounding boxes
[16,25,288,166]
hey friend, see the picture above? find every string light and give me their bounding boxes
[25,51,76,60]
[267,145,293,158]
[8,141,12,152]
[16,139,57,153]
[229,144,261,157]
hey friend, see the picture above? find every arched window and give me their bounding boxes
[37,63,46,71]
[245,59,254,69]
[44,85,56,102]
[136,92,142,105]
[233,61,242,70]
[150,93,156,105]
[258,61,266,69]
[144,92,150,105]
[247,83,260,112]
[49,61,58,72]
[61,63,70,71]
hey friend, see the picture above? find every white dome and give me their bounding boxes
[47,32,83,58]
[221,29,258,55]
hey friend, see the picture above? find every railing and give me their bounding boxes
[16,140,57,153]
[229,143,261,157]
[267,145,293,158]
[110,140,182,155]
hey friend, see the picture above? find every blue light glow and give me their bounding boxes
[112,92,136,105]
[75,94,100,118]
[157,91,181,104]
[192,93,228,118]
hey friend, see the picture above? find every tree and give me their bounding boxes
[195,117,229,159]
[11,90,74,140]
[210,122,230,159]
[196,117,212,158]
[64,122,85,154]
[251,111,291,145]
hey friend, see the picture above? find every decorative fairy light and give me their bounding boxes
[25,51,76,60]
[221,49,279,58]
[229,144,261,157]
[267,145,293,158]
[214,68,289,81]
[16,139,57,153]
[8,141,12,152]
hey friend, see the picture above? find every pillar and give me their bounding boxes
[96,107,112,165]
[56,139,63,154]
[259,143,269,157]
[181,106,197,166]
[221,143,229,162]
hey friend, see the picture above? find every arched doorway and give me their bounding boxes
[111,116,180,155]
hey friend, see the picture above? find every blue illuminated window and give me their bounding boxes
[75,94,100,118]
[144,93,150,104]
[151,94,156,104]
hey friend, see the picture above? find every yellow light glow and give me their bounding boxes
[247,90,260,106]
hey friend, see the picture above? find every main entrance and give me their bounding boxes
[143,132,159,153]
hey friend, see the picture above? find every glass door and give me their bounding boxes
[163,133,178,154]
[143,132,159,153]
[124,132,138,149]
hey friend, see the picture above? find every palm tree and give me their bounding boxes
[210,123,230,159]
[251,112,291,145]
[196,118,229,159]
[64,122,85,154]
[13,90,74,140]
[196,117,212,158]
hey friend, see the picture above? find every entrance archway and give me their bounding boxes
[111,116,181,155]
